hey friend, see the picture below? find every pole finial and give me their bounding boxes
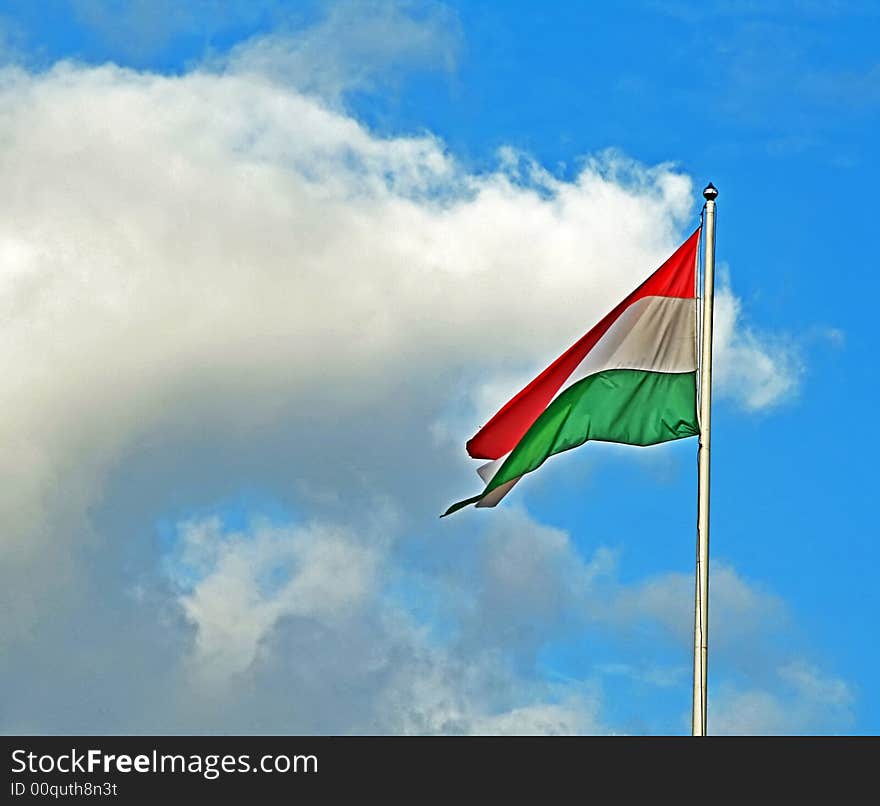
[702,182,718,201]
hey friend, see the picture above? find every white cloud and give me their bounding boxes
[221,0,462,102]
[600,560,787,659]
[714,274,803,410]
[155,509,608,734]
[0,51,811,733]
[0,61,705,572]
[468,699,601,736]
[169,516,382,684]
[711,661,854,735]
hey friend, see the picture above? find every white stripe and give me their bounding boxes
[475,455,519,507]
[477,456,508,484]
[474,296,695,509]
[558,295,695,397]
[475,455,520,507]
[475,477,520,508]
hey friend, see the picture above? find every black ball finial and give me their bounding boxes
[703,182,718,201]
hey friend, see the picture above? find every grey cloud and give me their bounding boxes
[0,60,810,734]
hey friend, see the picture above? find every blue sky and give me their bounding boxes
[0,0,876,735]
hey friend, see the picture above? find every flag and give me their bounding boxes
[443,228,702,516]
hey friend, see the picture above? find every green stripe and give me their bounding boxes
[441,493,484,518]
[485,369,698,496]
[442,369,699,516]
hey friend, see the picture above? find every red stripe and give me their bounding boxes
[466,228,700,460]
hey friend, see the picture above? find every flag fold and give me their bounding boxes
[443,228,702,517]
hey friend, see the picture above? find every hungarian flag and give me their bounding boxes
[443,229,702,516]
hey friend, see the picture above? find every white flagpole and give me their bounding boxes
[692,182,717,736]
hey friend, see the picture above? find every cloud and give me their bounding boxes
[0,62,706,568]
[711,661,854,735]
[169,516,383,684]
[220,0,462,102]
[607,560,787,651]
[158,510,607,734]
[714,275,803,410]
[0,56,810,733]
[142,506,842,735]
[6,1,461,92]
[67,0,280,62]
[468,700,600,736]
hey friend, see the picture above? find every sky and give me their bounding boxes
[0,0,876,735]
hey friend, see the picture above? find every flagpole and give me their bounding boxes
[692,182,717,736]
